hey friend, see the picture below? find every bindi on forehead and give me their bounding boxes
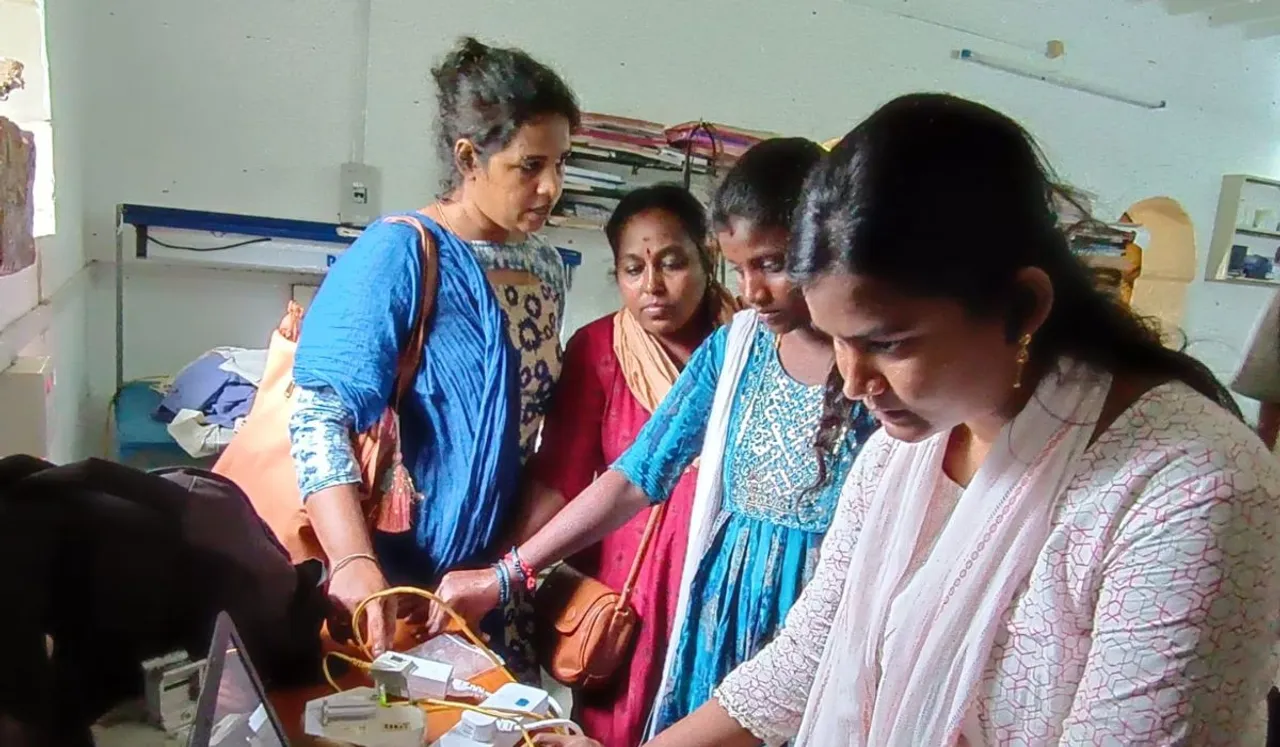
[627,230,670,251]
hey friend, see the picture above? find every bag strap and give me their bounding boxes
[617,501,669,609]
[381,215,439,408]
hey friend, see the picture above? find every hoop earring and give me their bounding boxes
[1012,333,1033,389]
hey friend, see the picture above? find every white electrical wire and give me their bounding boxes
[448,678,492,700]
[497,718,585,736]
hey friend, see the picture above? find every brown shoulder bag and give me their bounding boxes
[535,501,669,690]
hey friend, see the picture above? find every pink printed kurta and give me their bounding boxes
[527,313,701,747]
[716,382,1280,745]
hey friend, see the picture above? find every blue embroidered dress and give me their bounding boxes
[613,323,878,734]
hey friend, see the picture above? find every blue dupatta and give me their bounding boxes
[293,213,521,578]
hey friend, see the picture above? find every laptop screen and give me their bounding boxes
[205,642,285,747]
[188,612,288,747]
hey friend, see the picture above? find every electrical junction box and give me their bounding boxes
[340,162,381,227]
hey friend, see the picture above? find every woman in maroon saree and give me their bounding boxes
[520,184,736,746]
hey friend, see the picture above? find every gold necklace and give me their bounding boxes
[433,203,459,237]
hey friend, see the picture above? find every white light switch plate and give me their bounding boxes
[340,162,381,227]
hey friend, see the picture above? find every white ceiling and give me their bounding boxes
[1158,0,1280,40]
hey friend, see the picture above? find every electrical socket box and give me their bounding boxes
[340,162,381,227]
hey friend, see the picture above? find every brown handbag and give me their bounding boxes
[211,215,438,563]
[535,501,669,690]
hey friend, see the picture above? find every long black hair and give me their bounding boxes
[711,138,857,490]
[790,93,1239,418]
[710,137,824,234]
[430,36,580,192]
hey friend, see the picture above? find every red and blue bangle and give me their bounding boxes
[506,547,537,593]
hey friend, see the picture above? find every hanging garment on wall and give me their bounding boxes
[0,116,35,277]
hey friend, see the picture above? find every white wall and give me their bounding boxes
[0,0,93,462]
[49,0,1280,444]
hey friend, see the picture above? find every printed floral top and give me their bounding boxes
[289,233,565,511]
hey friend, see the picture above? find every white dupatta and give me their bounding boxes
[645,309,760,739]
[795,359,1111,746]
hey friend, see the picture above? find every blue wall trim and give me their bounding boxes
[119,203,583,267]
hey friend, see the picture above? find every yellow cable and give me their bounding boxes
[341,586,558,745]
[350,586,516,683]
[322,650,371,692]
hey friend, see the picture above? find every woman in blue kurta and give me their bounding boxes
[284,36,579,674]
[431,138,879,741]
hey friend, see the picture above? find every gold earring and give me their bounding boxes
[1012,333,1032,389]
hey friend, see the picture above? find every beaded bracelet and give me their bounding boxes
[506,547,538,593]
[493,561,512,607]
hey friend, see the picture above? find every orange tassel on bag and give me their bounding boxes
[369,411,416,534]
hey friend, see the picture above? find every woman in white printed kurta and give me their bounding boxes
[713,381,1280,744]
[638,93,1280,747]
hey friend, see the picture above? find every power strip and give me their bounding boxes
[303,687,425,747]
[431,683,552,747]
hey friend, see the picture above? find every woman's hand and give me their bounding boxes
[327,556,396,656]
[426,566,501,637]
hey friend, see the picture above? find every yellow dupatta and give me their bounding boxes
[611,284,739,414]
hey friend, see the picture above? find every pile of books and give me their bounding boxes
[551,113,777,230]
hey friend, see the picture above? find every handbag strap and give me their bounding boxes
[616,500,669,609]
[381,214,439,407]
